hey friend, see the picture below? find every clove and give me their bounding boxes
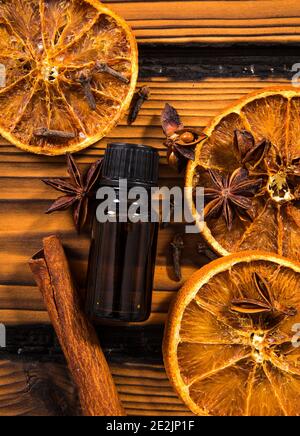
[197,241,219,261]
[127,86,150,125]
[34,128,76,140]
[171,234,184,281]
[95,61,129,84]
[160,198,175,229]
[78,70,97,111]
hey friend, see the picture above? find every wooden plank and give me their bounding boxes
[0,286,175,326]
[3,324,165,360]
[0,359,80,416]
[0,285,173,312]
[0,358,191,416]
[104,1,300,44]
[0,209,201,280]
[0,310,171,326]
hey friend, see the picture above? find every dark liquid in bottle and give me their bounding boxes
[86,142,159,323]
[86,218,159,322]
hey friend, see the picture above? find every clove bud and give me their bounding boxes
[171,234,184,281]
[95,61,129,84]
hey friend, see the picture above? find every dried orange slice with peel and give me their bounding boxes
[0,0,138,155]
[186,87,300,261]
[163,251,300,416]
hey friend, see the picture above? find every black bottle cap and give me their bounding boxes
[102,143,159,186]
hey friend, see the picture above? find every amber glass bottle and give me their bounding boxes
[86,143,160,322]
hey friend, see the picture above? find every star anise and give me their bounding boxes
[234,129,270,169]
[233,132,300,204]
[230,272,297,317]
[161,103,206,172]
[204,167,262,230]
[43,154,103,232]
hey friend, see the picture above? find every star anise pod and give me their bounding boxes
[161,103,206,172]
[43,154,103,232]
[204,167,262,230]
[234,129,270,169]
[231,272,297,317]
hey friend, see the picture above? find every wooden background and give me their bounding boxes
[0,0,299,416]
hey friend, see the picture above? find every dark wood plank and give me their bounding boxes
[0,359,79,416]
[0,324,192,415]
[0,357,192,416]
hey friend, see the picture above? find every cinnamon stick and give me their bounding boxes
[29,235,125,417]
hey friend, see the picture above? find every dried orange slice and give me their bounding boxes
[163,251,300,416]
[0,0,138,155]
[186,87,300,261]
